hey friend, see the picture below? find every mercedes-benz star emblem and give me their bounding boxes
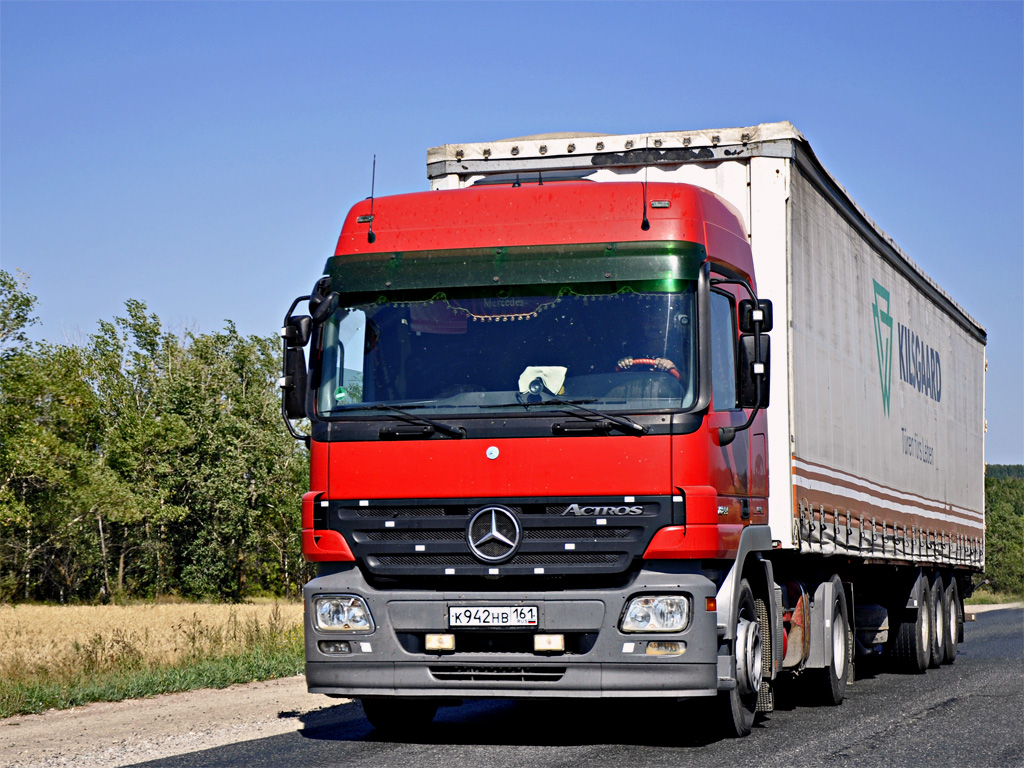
[466,506,522,563]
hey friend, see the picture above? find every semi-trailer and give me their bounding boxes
[280,122,986,737]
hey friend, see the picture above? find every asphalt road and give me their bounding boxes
[132,607,1023,768]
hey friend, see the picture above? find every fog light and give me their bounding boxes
[534,634,565,652]
[318,640,352,654]
[425,634,455,651]
[313,595,375,632]
[646,641,686,657]
[620,596,690,633]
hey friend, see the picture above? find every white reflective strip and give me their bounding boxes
[445,568,455,575]
[415,545,425,552]
[360,642,372,653]
[385,521,395,528]
[622,642,635,653]
[624,496,635,502]
[488,568,499,575]
[564,543,575,550]
[534,567,545,574]
[320,500,329,507]
[359,500,369,507]
[596,519,607,526]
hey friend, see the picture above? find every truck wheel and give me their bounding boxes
[810,575,851,705]
[891,572,931,674]
[361,697,438,733]
[928,572,945,669]
[942,576,961,664]
[718,579,761,738]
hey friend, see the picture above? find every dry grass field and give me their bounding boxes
[1,602,303,674]
[0,601,304,717]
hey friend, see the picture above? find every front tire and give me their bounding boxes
[718,579,761,738]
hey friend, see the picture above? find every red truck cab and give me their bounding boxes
[282,176,775,736]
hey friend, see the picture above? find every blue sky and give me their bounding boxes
[2,1,1021,463]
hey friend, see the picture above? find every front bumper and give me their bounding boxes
[304,563,720,699]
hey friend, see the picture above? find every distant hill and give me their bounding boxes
[987,464,1024,481]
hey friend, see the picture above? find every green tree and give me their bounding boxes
[985,468,1024,596]
[0,269,38,356]
[0,290,308,602]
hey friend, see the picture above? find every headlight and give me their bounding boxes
[620,596,690,633]
[313,595,375,632]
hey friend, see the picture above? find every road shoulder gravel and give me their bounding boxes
[0,675,344,768]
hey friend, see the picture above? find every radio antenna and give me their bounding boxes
[641,137,651,231]
[367,155,377,244]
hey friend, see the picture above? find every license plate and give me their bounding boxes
[448,605,538,627]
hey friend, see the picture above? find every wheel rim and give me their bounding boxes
[948,589,958,647]
[735,616,762,696]
[921,589,931,650]
[831,608,846,676]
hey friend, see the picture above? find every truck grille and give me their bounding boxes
[323,496,673,579]
[429,666,566,683]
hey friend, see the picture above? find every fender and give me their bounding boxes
[714,524,773,641]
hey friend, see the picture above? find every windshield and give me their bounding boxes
[316,285,696,416]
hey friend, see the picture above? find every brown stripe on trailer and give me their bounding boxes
[792,457,983,529]
[789,479,983,568]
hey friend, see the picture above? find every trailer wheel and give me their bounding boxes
[361,697,438,733]
[809,575,851,705]
[891,572,930,674]
[718,579,761,738]
[942,576,961,664]
[928,572,945,669]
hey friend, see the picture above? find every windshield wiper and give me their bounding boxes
[344,403,466,438]
[508,395,648,436]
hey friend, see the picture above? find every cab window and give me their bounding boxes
[710,290,737,410]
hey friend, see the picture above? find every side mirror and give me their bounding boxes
[311,292,340,325]
[308,276,333,314]
[281,315,312,348]
[281,347,308,419]
[738,334,770,408]
[739,299,773,333]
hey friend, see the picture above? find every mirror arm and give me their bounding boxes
[280,388,310,446]
[719,376,764,447]
[709,274,759,304]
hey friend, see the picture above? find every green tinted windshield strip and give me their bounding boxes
[332,280,694,307]
[324,241,705,294]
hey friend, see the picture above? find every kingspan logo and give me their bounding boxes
[563,503,644,516]
[871,280,894,417]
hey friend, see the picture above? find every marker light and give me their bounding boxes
[620,596,690,633]
[646,641,686,656]
[425,634,455,651]
[318,640,352,655]
[313,595,374,632]
[534,634,565,652]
